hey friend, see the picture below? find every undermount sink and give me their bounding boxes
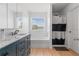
[17,33,27,35]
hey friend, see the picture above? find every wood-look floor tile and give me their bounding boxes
[30,48,79,56]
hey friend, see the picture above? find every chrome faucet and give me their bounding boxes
[12,30,19,36]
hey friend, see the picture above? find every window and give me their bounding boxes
[32,17,45,31]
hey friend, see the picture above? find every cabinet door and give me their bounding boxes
[0,43,16,56]
[27,35,31,49]
[7,3,16,28]
[0,3,7,28]
[25,35,31,55]
[6,43,17,56]
[17,38,26,56]
[0,48,8,56]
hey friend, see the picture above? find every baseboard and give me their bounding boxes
[31,40,50,48]
[52,45,66,47]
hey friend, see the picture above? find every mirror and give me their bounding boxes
[14,12,29,34]
[15,12,23,29]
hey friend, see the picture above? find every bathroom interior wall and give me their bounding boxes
[17,3,51,40]
[17,3,51,48]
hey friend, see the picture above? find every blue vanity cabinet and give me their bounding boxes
[0,42,17,56]
[6,42,17,56]
[16,38,26,56]
[0,48,8,56]
[0,34,30,56]
[16,35,31,56]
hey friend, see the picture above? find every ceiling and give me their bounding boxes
[53,3,70,12]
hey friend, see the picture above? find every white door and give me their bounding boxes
[71,7,79,53]
[66,12,74,49]
[29,12,48,40]
[67,7,79,53]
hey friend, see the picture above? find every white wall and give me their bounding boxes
[17,3,51,40]
[8,3,17,28]
[17,3,50,12]
[0,3,7,28]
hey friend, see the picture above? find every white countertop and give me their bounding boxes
[0,33,30,49]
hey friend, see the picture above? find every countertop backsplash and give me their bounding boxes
[0,28,28,41]
[0,29,16,41]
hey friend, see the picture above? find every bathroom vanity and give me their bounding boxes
[0,33,30,56]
